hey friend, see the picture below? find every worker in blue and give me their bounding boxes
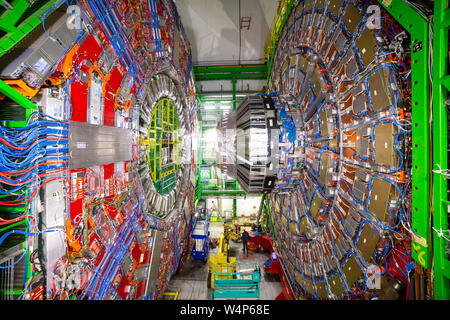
[242,229,250,256]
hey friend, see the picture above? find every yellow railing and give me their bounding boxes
[263,0,295,62]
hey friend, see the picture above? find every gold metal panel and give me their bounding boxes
[281,215,288,227]
[290,55,297,67]
[295,271,303,285]
[368,68,392,112]
[342,255,363,287]
[304,278,314,295]
[328,273,345,296]
[299,56,309,71]
[328,0,341,15]
[300,218,308,234]
[311,72,322,95]
[356,223,381,263]
[289,222,299,234]
[315,280,328,299]
[304,0,314,10]
[342,4,362,34]
[374,122,394,167]
[310,195,322,218]
[356,28,377,66]
[315,0,326,9]
[368,176,391,223]
[320,108,329,136]
[319,153,330,186]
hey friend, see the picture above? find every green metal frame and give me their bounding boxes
[195,110,203,202]
[0,0,48,285]
[194,64,268,201]
[0,79,38,127]
[0,1,61,127]
[264,0,435,292]
[142,98,181,195]
[193,64,267,82]
[201,190,248,197]
[0,0,59,57]
[377,0,432,271]
[432,0,450,300]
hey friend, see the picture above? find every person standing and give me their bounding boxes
[242,229,250,256]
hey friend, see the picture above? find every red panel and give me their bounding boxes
[135,280,147,298]
[131,243,141,261]
[103,163,115,180]
[109,67,125,90]
[69,169,85,221]
[77,35,103,62]
[103,95,115,126]
[70,73,88,123]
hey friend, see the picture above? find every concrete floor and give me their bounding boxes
[163,222,283,300]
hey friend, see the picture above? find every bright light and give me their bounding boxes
[204,104,217,110]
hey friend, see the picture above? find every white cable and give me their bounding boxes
[432,227,450,241]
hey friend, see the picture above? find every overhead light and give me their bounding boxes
[204,104,217,110]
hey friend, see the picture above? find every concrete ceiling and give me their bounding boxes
[175,0,278,66]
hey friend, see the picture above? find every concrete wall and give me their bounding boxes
[176,0,277,65]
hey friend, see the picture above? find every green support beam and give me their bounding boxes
[377,0,432,270]
[0,0,59,57]
[432,0,450,300]
[0,79,38,127]
[193,64,267,82]
[195,73,266,82]
[201,190,248,197]
[194,64,256,204]
[196,110,203,202]
[194,64,267,74]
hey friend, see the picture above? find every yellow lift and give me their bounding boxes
[207,225,239,288]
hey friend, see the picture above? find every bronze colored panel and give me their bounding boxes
[310,195,322,218]
[374,122,394,167]
[324,44,338,65]
[281,60,288,74]
[356,223,381,263]
[320,108,329,136]
[368,68,392,112]
[319,153,330,186]
[295,271,303,285]
[281,214,288,227]
[304,278,314,295]
[299,56,309,71]
[290,55,297,67]
[304,0,314,10]
[316,280,328,299]
[289,222,299,234]
[356,28,377,66]
[300,217,308,234]
[342,4,362,34]
[315,0,326,9]
[328,273,345,296]
[328,0,341,16]
[342,255,363,287]
[311,72,322,95]
[368,176,391,223]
